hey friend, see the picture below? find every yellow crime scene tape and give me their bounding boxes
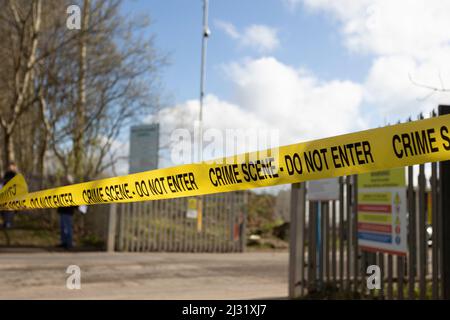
[0,114,449,211]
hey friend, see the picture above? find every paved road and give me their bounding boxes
[0,251,288,299]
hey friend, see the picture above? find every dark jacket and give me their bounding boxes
[3,170,17,185]
[57,206,78,215]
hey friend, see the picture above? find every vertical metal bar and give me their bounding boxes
[224,194,229,252]
[419,163,426,299]
[118,204,125,251]
[387,254,393,299]
[360,251,366,297]
[306,200,311,291]
[325,202,330,283]
[174,199,179,252]
[309,201,317,292]
[211,195,217,252]
[135,202,141,252]
[289,183,306,298]
[398,255,404,299]
[300,192,306,294]
[184,198,188,252]
[228,193,233,252]
[289,184,299,300]
[159,200,164,251]
[163,200,169,252]
[352,175,359,293]
[203,195,208,252]
[167,199,173,252]
[224,193,229,252]
[438,105,450,299]
[241,192,248,253]
[178,198,184,252]
[332,200,337,286]
[142,202,148,252]
[431,161,439,299]
[229,193,234,252]
[143,202,148,251]
[144,202,150,252]
[318,202,324,290]
[137,202,142,252]
[133,202,140,252]
[379,253,385,299]
[146,202,151,251]
[339,177,344,290]
[124,203,130,251]
[408,165,416,299]
[221,194,226,252]
[346,177,352,291]
[130,203,136,252]
[151,200,157,251]
[129,203,135,252]
[164,200,169,251]
[217,194,223,253]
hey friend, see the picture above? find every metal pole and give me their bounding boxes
[198,0,209,162]
[196,0,209,239]
[438,105,450,299]
[317,201,322,290]
[289,183,306,298]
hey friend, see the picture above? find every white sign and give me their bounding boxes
[306,178,340,201]
[129,124,159,174]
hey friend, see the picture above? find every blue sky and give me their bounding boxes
[123,0,372,104]
[114,0,450,173]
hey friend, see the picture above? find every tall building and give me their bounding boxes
[129,123,159,174]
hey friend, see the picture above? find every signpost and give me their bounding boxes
[306,178,339,290]
[357,168,408,255]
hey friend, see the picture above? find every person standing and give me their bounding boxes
[1,162,18,229]
[57,175,78,249]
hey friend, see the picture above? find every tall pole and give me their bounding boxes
[195,0,209,236]
[198,0,209,163]
[439,105,450,299]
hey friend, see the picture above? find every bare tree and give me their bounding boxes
[0,0,42,166]
[0,0,166,183]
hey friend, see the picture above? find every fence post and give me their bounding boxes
[107,203,117,252]
[289,182,306,298]
[439,105,450,299]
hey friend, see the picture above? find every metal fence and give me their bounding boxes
[115,191,248,253]
[288,107,450,299]
[290,162,444,299]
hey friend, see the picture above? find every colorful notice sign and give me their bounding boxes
[357,168,407,256]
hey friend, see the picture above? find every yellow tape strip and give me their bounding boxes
[1,114,449,210]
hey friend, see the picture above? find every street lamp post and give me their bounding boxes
[198,0,209,163]
[195,0,210,235]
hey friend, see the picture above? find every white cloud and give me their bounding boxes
[282,0,302,11]
[364,55,450,121]
[224,57,365,142]
[298,0,450,122]
[302,0,450,58]
[241,25,280,52]
[154,57,364,168]
[215,20,280,52]
[215,20,239,39]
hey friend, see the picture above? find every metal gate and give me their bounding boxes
[116,191,248,252]
[289,111,446,299]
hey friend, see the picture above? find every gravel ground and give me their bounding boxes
[0,251,288,300]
